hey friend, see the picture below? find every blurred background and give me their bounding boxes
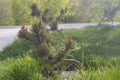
[0,0,120,26]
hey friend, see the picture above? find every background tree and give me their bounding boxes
[9,0,73,25]
[1,0,120,25]
[98,0,120,25]
[10,0,32,25]
[64,0,94,23]
[0,0,14,26]
[64,0,120,23]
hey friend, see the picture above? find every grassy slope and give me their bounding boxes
[0,39,33,60]
[0,25,120,79]
[62,25,120,67]
[63,25,120,56]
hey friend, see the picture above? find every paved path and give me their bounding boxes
[0,28,20,51]
[0,22,120,51]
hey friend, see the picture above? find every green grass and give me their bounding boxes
[63,25,120,57]
[0,39,34,60]
[0,55,43,80]
[0,25,120,79]
[65,66,120,80]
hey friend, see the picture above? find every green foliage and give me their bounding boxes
[1,0,120,25]
[0,0,73,26]
[0,0,14,26]
[10,0,32,25]
[65,0,120,23]
[31,0,74,18]
[18,3,76,76]
[8,0,73,25]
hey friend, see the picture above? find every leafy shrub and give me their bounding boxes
[18,3,78,76]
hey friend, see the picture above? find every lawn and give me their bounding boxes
[0,25,120,80]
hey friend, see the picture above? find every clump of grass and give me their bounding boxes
[66,66,120,80]
[0,55,42,80]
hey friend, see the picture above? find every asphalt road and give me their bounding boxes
[0,22,120,51]
[0,28,20,51]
